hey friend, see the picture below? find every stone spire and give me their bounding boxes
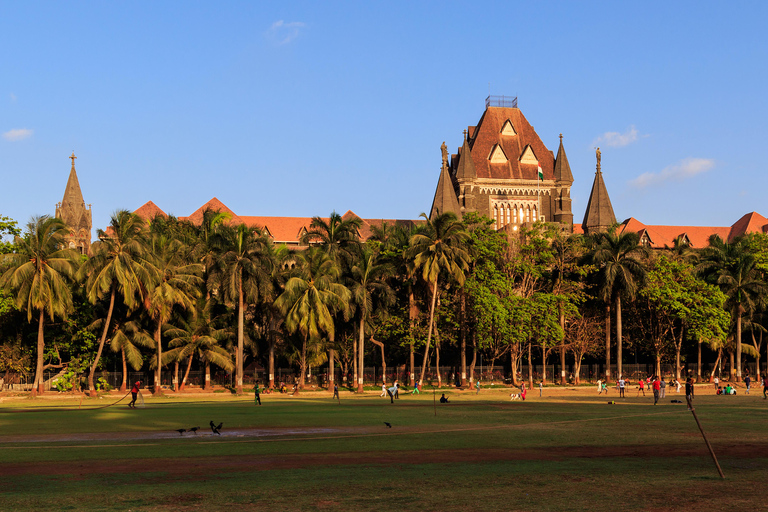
[55,152,92,254]
[551,134,574,226]
[455,131,476,180]
[553,134,573,184]
[430,142,461,220]
[582,147,616,235]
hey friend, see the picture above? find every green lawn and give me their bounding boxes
[0,389,766,510]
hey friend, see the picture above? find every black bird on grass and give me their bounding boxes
[210,421,223,435]
[384,422,392,428]
[175,429,186,436]
[189,426,200,434]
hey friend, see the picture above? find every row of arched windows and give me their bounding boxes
[492,203,540,229]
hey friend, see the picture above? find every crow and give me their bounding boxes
[384,422,392,428]
[210,421,223,435]
[189,426,200,435]
[175,429,186,436]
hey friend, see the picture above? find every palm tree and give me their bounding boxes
[275,247,350,389]
[217,224,273,394]
[590,230,647,380]
[109,317,154,392]
[699,235,767,381]
[165,298,234,391]
[406,211,470,387]
[302,211,361,387]
[0,216,79,395]
[349,244,394,392]
[144,233,203,394]
[78,210,151,396]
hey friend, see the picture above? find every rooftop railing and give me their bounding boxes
[485,95,518,108]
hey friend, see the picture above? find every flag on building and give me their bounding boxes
[538,164,544,181]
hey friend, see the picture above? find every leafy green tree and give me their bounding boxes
[218,224,273,394]
[406,211,470,386]
[78,210,151,396]
[275,247,350,389]
[0,216,80,395]
[109,316,154,392]
[0,214,21,254]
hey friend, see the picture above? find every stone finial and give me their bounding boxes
[595,147,601,172]
[70,151,77,170]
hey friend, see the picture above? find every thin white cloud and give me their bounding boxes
[630,157,715,188]
[2,128,33,141]
[593,125,640,148]
[9,93,16,102]
[266,20,305,45]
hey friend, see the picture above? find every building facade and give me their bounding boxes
[430,96,574,232]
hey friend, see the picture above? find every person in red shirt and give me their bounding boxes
[129,381,141,408]
[637,378,645,397]
[652,376,661,405]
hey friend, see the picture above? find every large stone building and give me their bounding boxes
[55,152,92,255]
[430,96,574,231]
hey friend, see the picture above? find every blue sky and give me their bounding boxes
[2,1,767,238]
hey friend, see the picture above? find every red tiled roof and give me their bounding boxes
[727,212,768,241]
[465,107,555,181]
[185,197,244,226]
[133,201,167,221]
[618,217,731,248]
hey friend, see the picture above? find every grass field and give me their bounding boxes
[0,386,766,511]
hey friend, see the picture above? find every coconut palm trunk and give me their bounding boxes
[299,334,308,389]
[237,279,244,394]
[89,287,116,396]
[327,347,334,390]
[33,311,45,396]
[120,348,128,392]
[460,292,467,386]
[736,308,742,382]
[181,356,193,390]
[418,278,439,386]
[357,316,365,393]
[605,304,611,380]
[616,295,623,379]
[154,322,163,394]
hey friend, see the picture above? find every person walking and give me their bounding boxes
[597,379,603,394]
[475,380,480,395]
[618,377,625,398]
[254,383,262,405]
[660,377,666,399]
[332,383,339,400]
[637,378,645,397]
[744,375,751,394]
[539,381,543,398]
[713,375,719,390]
[652,376,661,405]
[685,377,695,410]
[674,378,681,393]
[412,381,421,394]
[128,381,141,408]
[380,383,387,397]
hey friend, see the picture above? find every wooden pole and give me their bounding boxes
[686,396,725,479]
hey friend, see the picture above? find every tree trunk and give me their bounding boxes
[299,334,307,389]
[728,350,735,382]
[269,341,276,390]
[674,326,684,381]
[154,321,163,395]
[736,309,742,381]
[204,360,211,390]
[120,348,127,393]
[236,280,244,394]
[697,337,702,382]
[711,348,722,382]
[89,287,116,397]
[435,327,441,388]
[353,327,358,391]
[541,343,547,385]
[408,290,417,387]
[616,295,623,379]
[357,315,365,393]
[528,342,533,390]
[510,350,520,386]
[32,310,45,396]
[371,338,386,386]
[655,353,661,378]
[605,304,611,380]
[460,292,467,387]
[418,279,439,386]
[173,360,179,392]
[328,348,334,390]
[469,343,477,384]
[180,356,193,391]
[559,308,566,385]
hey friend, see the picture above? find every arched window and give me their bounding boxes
[525,208,531,223]
[493,205,499,228]
[512,205,518,224]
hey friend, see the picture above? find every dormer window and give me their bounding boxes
[500,120,516,136]
[520,145,538,165]
[488,144,508,163]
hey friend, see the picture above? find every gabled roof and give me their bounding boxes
[728,212,768,241]
[617,217,731,248]
[456,107,555,181]
[185,197,244,226]
[553,135,574,184]
[430,163,461,219]
[582,169,616,233]
[133,201,167,220]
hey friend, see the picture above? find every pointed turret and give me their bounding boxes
[553,134,573,184]
[455,132,476,180]
[582,147,616,235]
[55,152,92,254]
[430,163,461,220]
